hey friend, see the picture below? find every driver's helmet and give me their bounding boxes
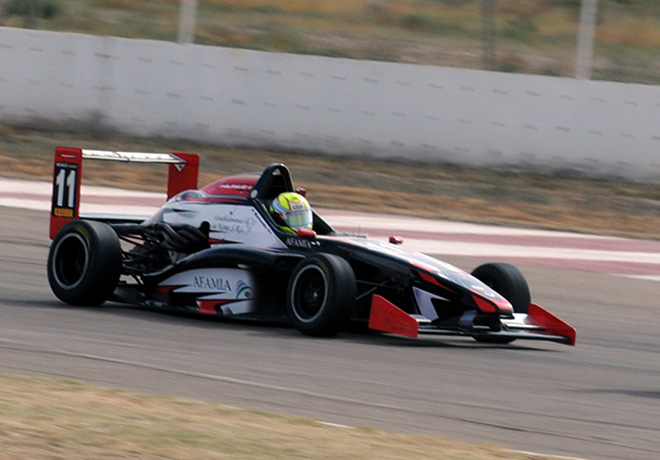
[271,192,313,234]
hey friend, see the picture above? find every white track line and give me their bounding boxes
[400,239,660,264]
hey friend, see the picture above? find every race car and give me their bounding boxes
[47,147,576,346]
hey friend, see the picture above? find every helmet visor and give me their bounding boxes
[284,209,312,231]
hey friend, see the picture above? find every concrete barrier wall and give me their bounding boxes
[1,27,660,180]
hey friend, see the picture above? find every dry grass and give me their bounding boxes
[0,374,561,460]
[1,126,660,240]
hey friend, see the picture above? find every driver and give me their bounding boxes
[270,192,313,234]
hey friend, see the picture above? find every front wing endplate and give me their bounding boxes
[368,295,419,338]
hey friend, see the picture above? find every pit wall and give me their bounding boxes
[1,27,660,180]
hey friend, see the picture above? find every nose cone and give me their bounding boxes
[472,293,514,314]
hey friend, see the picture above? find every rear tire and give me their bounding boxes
[47,220,122,306]
[470,263,531,344]
[287,253,356,337]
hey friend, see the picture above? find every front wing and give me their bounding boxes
[368,295,576,346]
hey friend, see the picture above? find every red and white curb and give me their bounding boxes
[2,177,659,281]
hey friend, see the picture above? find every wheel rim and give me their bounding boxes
[52,233,89,289]
[291,265,328,323]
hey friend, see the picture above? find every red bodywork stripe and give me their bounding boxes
[417,270,457,293]
[528,303,577,346]
[198,299,234,315]
[178,196,247,205]
[368,295,419,338]
[198,300,218,315]
[471,294,497,313]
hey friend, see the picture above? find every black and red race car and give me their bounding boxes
[47,147,576,345]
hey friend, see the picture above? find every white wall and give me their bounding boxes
[1,27,660,180]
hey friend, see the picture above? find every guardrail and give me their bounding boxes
[1,27,660,180]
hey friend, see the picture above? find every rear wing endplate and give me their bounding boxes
[49,146,199,239]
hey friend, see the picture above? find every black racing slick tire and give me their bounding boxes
[47,220,122,306]
[471,262,531,313]
[287,253,356,337]
[470,263,531,344]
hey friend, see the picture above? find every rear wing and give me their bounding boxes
[50,146,199,239]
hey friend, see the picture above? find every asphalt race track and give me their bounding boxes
[1,205,660,460]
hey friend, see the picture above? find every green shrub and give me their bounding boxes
[400,13,434,32]
[496,54,527,73]
[256,25,304,52]
[5,0,27,15]
[502,17,539,41]
[5,0,61,19]
[42,0,61,19]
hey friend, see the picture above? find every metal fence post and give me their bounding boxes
[178,0,198,44]
[481,0,497,70]
[575,0,599,80]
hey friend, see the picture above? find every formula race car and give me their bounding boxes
[47,147,576,346]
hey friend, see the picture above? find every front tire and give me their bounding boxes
[471,262,531,313]
[287,253,356,337]
[470,262,531,344]
[47,220,122,306]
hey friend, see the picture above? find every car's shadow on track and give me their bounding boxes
[27,299,561,352]
[235,317,562,352]
[338,330,559,352]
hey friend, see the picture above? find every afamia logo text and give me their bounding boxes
[194,276,232,292]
